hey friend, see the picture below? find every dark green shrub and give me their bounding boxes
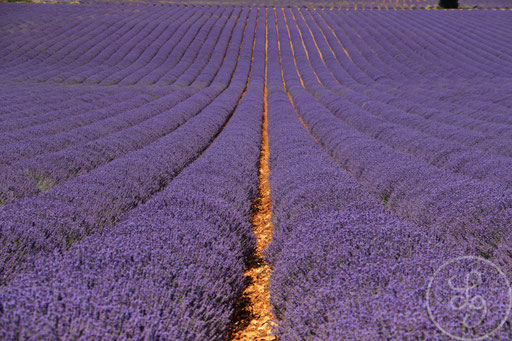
[439,0,459,8]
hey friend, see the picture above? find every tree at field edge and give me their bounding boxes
[439,0,459,8]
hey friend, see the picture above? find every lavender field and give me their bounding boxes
[1,2,512,340]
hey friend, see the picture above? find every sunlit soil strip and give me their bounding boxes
[289,8,334,91]
[328,10,379,59]
[297,9,350,91]
[287,9,323,86]
[230,8,276,341]
[283,8,326,92]
[303,9,343,71]
[275,8,320,142]
[315,10,354,64]
[281,9,306,89]
[223,11,244,66]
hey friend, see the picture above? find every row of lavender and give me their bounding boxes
[0,5,243,206]
[267,6,512,339]
[2,6,510,213]
[0,4,255,275]
[77,0,440,9]
[2,6,510,124]
[2,5,511,90]
[28,1,512,9]
[1,6,266,340]
[1,3,512,339]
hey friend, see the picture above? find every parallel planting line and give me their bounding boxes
[230,9,276,340]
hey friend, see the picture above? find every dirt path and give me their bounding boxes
[229,10,276,340]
